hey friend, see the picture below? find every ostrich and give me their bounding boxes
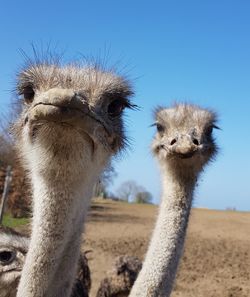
[13,59,134,297]
[129,104,219,297]
[96,255,142,297]
[0,226,91,297]
[0,226,29,297]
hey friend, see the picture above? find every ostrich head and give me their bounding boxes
[152,104,219,176]
[14,62,134,177]
[0,227,29,297]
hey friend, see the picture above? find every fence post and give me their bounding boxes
[0,165,12,225]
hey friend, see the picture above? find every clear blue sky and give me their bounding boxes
[0,0,249,210]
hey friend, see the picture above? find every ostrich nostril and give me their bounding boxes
[193,138,199,146]
[24,116,29,124]
[170,139,177,146]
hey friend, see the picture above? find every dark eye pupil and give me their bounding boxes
[108,100,125,117]
[206,126,213,135]
[0,251,14,263]
[23,87,35,103]
[156,124,164,132]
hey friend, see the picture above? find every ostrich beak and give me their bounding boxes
[169,134,199,159]
[28,88,90,123]
[25,88,112,139]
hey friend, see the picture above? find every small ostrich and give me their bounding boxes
[129,104,219,297]
[13,59,134,297]
[96,255,142,297]
[0,226,91,297]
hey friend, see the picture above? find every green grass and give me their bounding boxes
[2,214,29,228]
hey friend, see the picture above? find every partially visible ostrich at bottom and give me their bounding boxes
[0,226,29,297]
[13,59,135,297]
[0,226,91,297]
[129,104,219,297]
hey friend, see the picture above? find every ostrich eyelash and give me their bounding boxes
[212,124,221,130]
[118,99,139,111]
[150,122,165,133]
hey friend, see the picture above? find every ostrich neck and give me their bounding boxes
[17,150,101,297]
[129,166,197,297]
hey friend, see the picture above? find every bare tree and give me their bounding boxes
[117,180,142,202]
[134,191,152,204]
[93,163,117,198]
[0,98,21,166]
[0,166,12,224]
[0,101,31,218]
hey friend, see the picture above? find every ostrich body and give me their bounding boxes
[14,61,134,297]
[129,104,218,297]
[96,255,142,297]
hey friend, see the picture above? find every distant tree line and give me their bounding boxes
[116,180,153,204]
[92,170,153,204]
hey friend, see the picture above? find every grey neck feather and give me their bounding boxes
[17,163,98,297]
[129,166,197,297]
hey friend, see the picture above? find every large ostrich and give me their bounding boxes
[129,104,219,297]
[13,59,134,297]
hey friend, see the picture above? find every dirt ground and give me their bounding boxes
[83,199,250,297]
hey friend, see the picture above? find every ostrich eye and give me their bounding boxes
[206,126,214,136]
[156,123,164,133]
[206,124,220,136]
[22,86,35,103]
[0,250,15,265]
[107,99,126,117]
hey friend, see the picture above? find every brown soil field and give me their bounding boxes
[83,199,250,297]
